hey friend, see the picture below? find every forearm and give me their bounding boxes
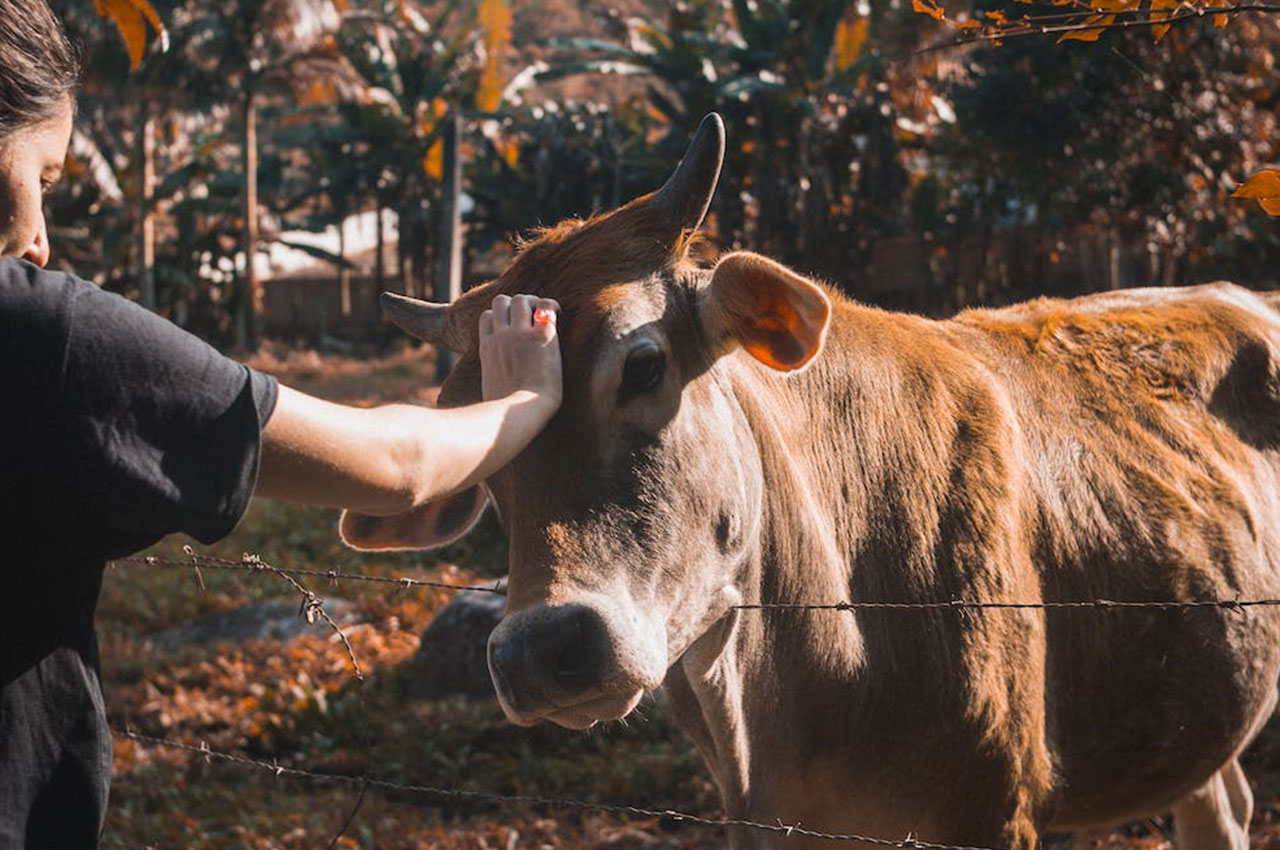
[419,390,553,498]
[255,385,551,515]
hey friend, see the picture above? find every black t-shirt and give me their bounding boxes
[0,258,278,849]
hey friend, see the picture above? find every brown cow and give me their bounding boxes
[345,115,1280,850]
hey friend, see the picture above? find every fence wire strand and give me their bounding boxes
[105,549,1277,847]
[110,549,1280,613]
[112,729,1006,850]
[109,550,505,596]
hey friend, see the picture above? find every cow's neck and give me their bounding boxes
[675,303,985,824]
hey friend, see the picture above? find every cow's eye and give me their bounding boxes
[620,346,665,400]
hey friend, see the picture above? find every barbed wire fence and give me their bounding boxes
[107,547,1278,848]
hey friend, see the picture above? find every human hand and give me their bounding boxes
[479,294,563,414]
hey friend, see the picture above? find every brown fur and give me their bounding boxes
[426,184,1280,849]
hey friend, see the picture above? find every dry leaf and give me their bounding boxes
[834,16,870,70]
[92,0,166,70]
[475,0,512,112]
[1149,0,1177,42]
[912,0,948,22]
[1057,13,1115,42]
[423,138,444,179]
[1232,169,1280,216]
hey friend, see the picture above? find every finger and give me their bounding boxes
[510,294,534,328]
[479,309,495,339]
[490,294,512,327]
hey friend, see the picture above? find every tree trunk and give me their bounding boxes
[137,109,156,311]
[239,89,261,351]
[434,111,464,381]
[338,209,351,317]
[374,202,385,292]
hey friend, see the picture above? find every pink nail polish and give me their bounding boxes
[534,308,556,326]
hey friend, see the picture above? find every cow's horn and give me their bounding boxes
[653,113,725,232]
[380,292,462,351]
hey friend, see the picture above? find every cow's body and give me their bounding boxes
[665,282,1280,848]
[356,116,1280,849]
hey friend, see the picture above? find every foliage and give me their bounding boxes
[91,0,166,69]
[1235,168,1280,215]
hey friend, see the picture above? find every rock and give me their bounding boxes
[406,579,507,699]
[148,598,361,653]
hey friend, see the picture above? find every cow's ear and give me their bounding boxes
[701,251,831,372]
[339,485,490,551]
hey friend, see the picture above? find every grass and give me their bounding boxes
[98,346,1280,849]
[99,347,717,849]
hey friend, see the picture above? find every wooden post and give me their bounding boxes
[137,110,156,311]
[434,111,463,380]
[239,89,260,351]
[338,211,351,317]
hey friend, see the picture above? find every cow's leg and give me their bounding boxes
[1221,759,1252,835]
[1171,765,1250,850]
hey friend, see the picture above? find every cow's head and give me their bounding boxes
[344,114,831,728]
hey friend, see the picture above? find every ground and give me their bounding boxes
[99,345,1280,849]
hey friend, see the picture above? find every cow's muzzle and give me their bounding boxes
[487,602,657,729]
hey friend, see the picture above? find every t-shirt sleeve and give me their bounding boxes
[0,258,278,550]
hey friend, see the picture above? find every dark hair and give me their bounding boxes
[0,0,79,140]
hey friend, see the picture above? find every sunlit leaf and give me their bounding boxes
[423,138,444,179]
[1232,169,1280,216]
[1090,0,1139,12]
[92,0,167,70]
[1057,13,1115,42]
[984,10,1008,24]
[494,137,520,169]
[475,0,512,113]
[833,16,869,71]
[1149,0,1177,41]
[911,0,947,22]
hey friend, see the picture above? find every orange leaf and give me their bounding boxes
[955,18,983,27]
[834,16,870,70]
[92,0,165,70]
[423,138,444,179]
[911,0,947,21]
[475,0,512,112]
[1232,169,1280,216]
[1149,0,1177,41]
[984,9,1008,23]
[1057,13,1115,41]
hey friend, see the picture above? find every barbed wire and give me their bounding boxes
[736,597,1279,611]
[109,549,505,596]
[112,728,1006,850]
[108,548,1280,614]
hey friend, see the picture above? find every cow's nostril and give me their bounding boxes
[543,607,606,694]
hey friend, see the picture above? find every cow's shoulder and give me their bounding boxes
[944,283,1280,451]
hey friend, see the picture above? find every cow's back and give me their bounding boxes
[950,282,1280,826]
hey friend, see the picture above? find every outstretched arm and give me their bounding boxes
[254,294,560,515]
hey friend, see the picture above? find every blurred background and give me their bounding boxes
[50,0,1280,354]
[65,1,1280,847]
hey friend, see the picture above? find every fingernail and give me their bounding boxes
[533,308,556,326]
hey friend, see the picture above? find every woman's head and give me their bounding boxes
[0,0,78,266]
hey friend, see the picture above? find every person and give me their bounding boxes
[0,1,562,847]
